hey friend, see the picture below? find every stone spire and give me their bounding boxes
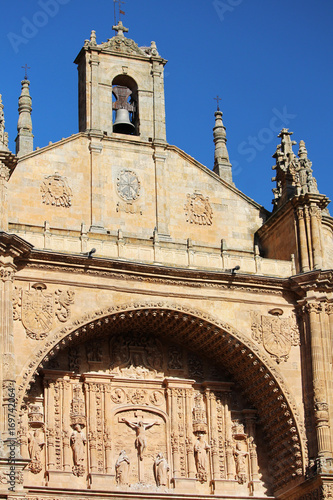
[15,78,33,157]
[212,109,232,184]
[297,140,319,195]
[0,94,9,152]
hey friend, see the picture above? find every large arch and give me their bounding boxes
[17,300,305,492]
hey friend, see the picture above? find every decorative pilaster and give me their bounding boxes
[86,383,98,473]
[62,380,71,472]
[88,54,101,134]
[309,204,323,269]
[185,388,196,479]
[45,380,56,471]
[296,207,310,272]
[213,109,232,184]
[15,79,34,157]
[151,51,166,144]
[306,301,332,457]
[153,146,170,238]
[103,385,112,474]
[168,388,180,477]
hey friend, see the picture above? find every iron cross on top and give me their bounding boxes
[214,95,222,111]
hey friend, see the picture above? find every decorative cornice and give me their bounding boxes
[290,270,333,297]
[0,231,33,259]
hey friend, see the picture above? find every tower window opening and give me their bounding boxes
[112,76,138,135]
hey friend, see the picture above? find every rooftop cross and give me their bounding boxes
[22,64,31,80]
[214,95,221,111]
[112,20,128,37]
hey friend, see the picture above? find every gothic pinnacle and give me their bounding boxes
[212,108,233,185]
[15,78,34,157]
[0,94,9,151]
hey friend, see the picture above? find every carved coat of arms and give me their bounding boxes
[22,284,53,340]
[251,310,299,363]
[184,193,213,225]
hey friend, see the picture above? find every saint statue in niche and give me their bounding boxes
[194,433,210,482]
[28,428,45,474]
[115,450,130,486]
[70,423,86,476]
[234,442,249,484]
[154,452,170,486]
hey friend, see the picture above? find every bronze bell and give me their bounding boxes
[113,108,135,134]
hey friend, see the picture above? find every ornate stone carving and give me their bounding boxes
[0,266,15,282]
[68,347,80,372]
[184,193,213,225]
[167,346,183,370]
[120,417,160,461]
[22,283,53,339]
[251,310,299,363]
[86,341,103,363]
[154,453,169,486]
[194,433,210,482]
[16,284,74,338]
[55,289,75,322]
[28,428,45,474]
[70,423,86,476]
[117,169,140,201]
[102,34,147,57]
[40,172,72,208]
[115,450,130,486]
[233,442,248,484]
[116,201,142,215]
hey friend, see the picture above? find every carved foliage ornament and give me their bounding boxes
[41,172,72,208]
[13,283,75,340]
[184,193,213,226]
[251,310,300,363]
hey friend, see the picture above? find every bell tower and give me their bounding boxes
[74,22,167,143]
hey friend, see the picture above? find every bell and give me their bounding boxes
[113,108,135,134]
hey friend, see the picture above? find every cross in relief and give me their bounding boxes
[120,411,160,461]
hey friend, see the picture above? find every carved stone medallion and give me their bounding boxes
[41,172,72,207]
[184,193,213,225]
[117,169,140,202]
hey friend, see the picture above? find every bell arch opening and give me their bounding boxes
[19,305,304,496]
[112,75,138,135]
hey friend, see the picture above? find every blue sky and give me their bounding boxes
[0,0,332,211]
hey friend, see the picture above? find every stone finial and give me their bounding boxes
[297,139,319,195]
[212,109,233,184]
[112,20,129,37]
[90,30,97,46]
[0,94,9,152]
[15,79,34,157]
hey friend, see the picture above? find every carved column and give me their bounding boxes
[151,58,166,143]
[208,391,220,481]
[304,207,313,270]
[168,388,180,477]
[224,394,234,479]
[62,380,71,472]
[45,380,56,470]
[244,411,258,481]
[0,263,16,441]
[104,385,112,474]
[309,204,323,269]
[184,388,196,478]
[296,207,310,272]
[306,302,331,456]
[87,383,98,473]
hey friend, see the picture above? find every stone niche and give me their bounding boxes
[19,330,271,496]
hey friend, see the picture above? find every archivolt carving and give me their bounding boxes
[17,301,305,491]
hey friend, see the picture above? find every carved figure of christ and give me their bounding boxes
[120,411,160,460]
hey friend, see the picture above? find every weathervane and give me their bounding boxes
[113,0,125,25]
[22,64,31,81]
[214,95,221,111]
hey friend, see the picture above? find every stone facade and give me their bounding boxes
[0,21,333,500]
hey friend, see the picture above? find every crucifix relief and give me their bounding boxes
[120,410,160,482]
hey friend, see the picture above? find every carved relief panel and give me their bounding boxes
[21,331,269,496]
